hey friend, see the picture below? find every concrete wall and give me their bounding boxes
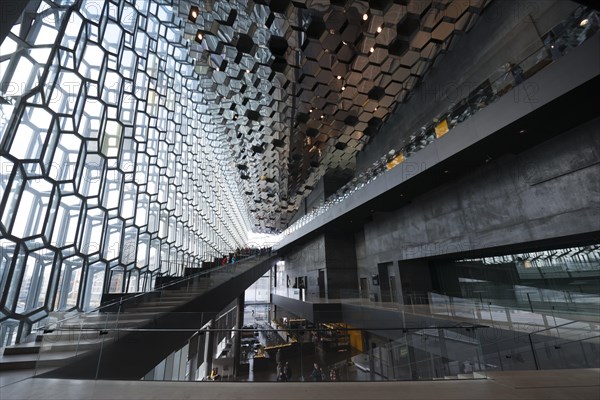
[284,234,326,301]
[356,0,579,172]
[360,116,600,271]
[283,231,359,301]
[324,232,358,299]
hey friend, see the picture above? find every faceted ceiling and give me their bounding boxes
[176,0,489,233]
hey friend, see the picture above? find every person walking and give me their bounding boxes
[284,361,292,381]
[277,369,288,382]
[310,363,322,382]
[276,361,283,379]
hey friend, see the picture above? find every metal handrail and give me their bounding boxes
[38,253,271,332]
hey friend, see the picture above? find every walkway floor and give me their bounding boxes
[1,369,598,400]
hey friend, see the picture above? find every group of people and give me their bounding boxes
[220,246,273,266]
[310,363,339,382]
[276,361,293,382]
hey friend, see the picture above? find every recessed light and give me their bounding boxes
[341,86,346,91]
[444,170,449,173]
[519,129,527,134]
[580,18,589,27]
[376,26,382,33]
[246,69,250,73]
[337,75,342,79]
[189,6,200,22]
[374,107,378,111]
[329,28,336,34]
[309,108,313,113]
[320,115,324,119]
[363,13,368,21]
[369,47,374,53]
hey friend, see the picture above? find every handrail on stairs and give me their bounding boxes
[37,252,275,334]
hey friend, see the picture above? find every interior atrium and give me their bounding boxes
[0,0,599,398]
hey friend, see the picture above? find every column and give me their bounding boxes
[233,293,244,377]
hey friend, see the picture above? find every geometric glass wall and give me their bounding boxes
[0,0,251,345]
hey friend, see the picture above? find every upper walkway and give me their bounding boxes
[275,31,600,253]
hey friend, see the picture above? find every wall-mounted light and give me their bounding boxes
[189,6,200,22]
[194,30,203,43]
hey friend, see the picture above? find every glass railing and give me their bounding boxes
[33,254,272,340]
[25,302,600,382]
[270,287,599,345]
[31,319,490,382]
[279,5,599,239]
[272,287,303,300]
[480,320,600,372]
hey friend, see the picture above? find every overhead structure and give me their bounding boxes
[177,0,489,232]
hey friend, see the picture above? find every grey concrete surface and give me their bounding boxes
[0,369,598,400]
[359,115,600,268]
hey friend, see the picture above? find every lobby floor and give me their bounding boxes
[1,369,598,400]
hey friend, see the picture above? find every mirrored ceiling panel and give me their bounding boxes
[176,0,489,233]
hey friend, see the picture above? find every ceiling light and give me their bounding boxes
[194,30,203,43]
[369,47,374,53]
[342,41,348,45]
[309,108,313,113]
[363,13,368,21]
[377,26,382,33]
[580,18,589,27]
[341,86,346,91]
[329,28,336,34]
[246,69,250,73]
[189,6,200,22]
[374,107,378,111]
[320,115,324,119]
[337,75,342,79]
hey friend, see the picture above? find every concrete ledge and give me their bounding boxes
[1,369,598,400]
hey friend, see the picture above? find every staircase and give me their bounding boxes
[0,254,276,385]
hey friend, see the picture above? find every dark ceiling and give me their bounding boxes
[177,0,490,233]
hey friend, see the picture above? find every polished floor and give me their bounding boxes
[1,369,598,400]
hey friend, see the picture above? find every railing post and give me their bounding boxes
[528,333,540,370]
[526,292,534,313]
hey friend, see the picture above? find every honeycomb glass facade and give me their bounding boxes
[0,0,251,345]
